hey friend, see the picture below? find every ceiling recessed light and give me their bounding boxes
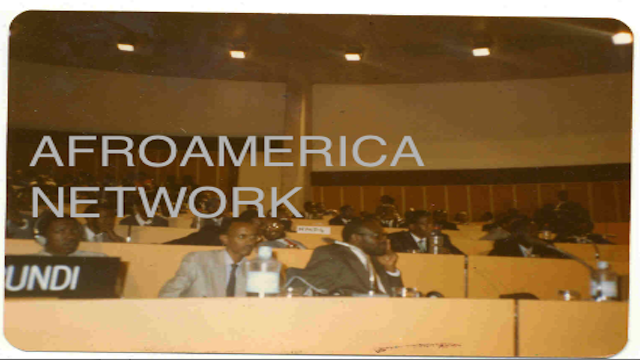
[230,50,246,59]
[117,43,134,52]
[345,53,362,61]
[612,32,633,45]
[472,48,490,57]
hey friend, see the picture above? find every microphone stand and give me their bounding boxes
[530,238,596,276]
[126,224,132,243]
[282,276,329,295]
[578,236,601,260]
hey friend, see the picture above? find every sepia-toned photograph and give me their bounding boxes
[3,8,633,357]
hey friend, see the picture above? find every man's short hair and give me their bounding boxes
[405,210,430,226]
[35,211,80,237]
[509,217,534,236]
[238,209,259,222]
[380,195,395,204]
[341,218,366,243]
[221,219,254,234]
[339,205,352,213]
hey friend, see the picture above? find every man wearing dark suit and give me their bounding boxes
[329,205,360,226]
[489,218,566,258]
[297,220,403,296]
[388,210,464,255]
[552,218,613,245]
[190,197,232,231]
[119,196,169,227]
[258,218,307,249]
[120,213,169,227]
[163,223,223,246]
[433,210,459,231]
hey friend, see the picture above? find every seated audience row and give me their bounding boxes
[12,199,616,299]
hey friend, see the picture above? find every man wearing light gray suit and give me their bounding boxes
[159,220,259,298]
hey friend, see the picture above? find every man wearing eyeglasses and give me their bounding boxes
[259,218,308,249]
[158,220,259,297]
[299,220,403,296]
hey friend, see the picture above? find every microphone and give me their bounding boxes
[322,237,338,244]
[577,236,601,261]
[425,291,444,298]
[126,224,132,243]
[528,237,596,275]
[282,275,329,296]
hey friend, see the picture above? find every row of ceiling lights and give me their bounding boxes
[116,32,633,58]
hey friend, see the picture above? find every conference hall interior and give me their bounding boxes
[4,12,633,357]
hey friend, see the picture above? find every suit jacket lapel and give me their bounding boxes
[211,250,227,296]
[372,259,393,293]
[336,245,372,291]
[509,241,527,257]
[403,232,420,252]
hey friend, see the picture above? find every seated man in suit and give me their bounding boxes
[480,214,512,241]
[119,196,169,227]
[301,201,318,219]
[329,205,360,226]
[489,217,566,258]
[388,210,464,255]
[453,211,470,225]
[83,203,126,243]
[163,223,223,246]
[32,211,106,257]
[6,197,35,239]
[297,220,403,296]
[259,218,307,249]
[159,220,259,297]
[274,204,294,232]
[190,196,232,230]
[555,190,570,211]
[379,206,403,228]
[433,209,459,231]
[553,205,612,244]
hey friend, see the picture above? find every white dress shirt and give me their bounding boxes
[83,225,109,243]
[334,241,400,294]
[135,213,154,226]
[409,232,428,252]
[518,244,534,258]
[222,250,248,286]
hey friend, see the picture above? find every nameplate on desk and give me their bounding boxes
[296,226,331,235]
[5,256,121,298]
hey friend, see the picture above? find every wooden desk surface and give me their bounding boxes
[518,300,628,357]
[5,240,466,299]
[468,256,592,300]
[4,298,515,356]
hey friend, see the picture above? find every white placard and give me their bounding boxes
[296,226,331,235]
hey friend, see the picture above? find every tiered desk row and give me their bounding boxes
[4,296,628,356]
[4,218,630,356]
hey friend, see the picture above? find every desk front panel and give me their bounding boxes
[518,300,628,357]
[4,298,515,356]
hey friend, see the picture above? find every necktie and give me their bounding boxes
[226,264,238,297]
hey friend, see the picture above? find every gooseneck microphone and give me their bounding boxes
[528,237,596,275]
[126,224,132,243]
[282,276,329,295]
[578,236,601,260]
